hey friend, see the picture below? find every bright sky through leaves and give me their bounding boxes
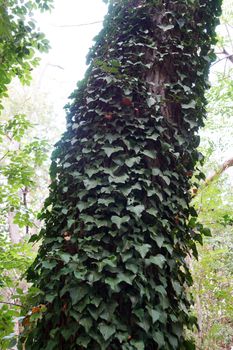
[35,0,107,127]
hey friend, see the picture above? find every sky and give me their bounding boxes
[35,0,107,127]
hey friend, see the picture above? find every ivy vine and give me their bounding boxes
[19,0,222,349]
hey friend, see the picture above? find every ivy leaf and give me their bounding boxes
[77,202,88,212]
[181,100,196,109]
[142,149,156,159]
[160,175,170,185]
[131,340,145,350]
[63,162,71,169]
[98,198,115,206]
[67,218,75,228]
[102,146,123,157]
[42,260,57,269]
[146,97,156,108]
[147,133,159,141]
[99,323,116,340]
[155,236,165,248]
[79,317,93,332]
[152,168,160,176]
[105,276,120,291]
[111,215,130,229]
[127,204,145,217]
[157,24,174,31]
[146,208,158,217]
[83,179,99,190]
[150,309,160,323]
[152,331,165,347]
[109,174,129,184]
[125,157,140,167]
[60,253,71,263]
[135,244,151,258]
[145,254,166,269]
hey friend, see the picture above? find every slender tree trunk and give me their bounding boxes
[8,211,21,243]
[21,1,222,349]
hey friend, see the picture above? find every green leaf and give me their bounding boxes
[145,254,166,269]
[157,24,174,31]
[135,244,151,258]
[83,179,99,190]
[147,133,159,141]
[142,149,156,159]
[131,340,145,350]
[150,309,160,323]
[152,330,165,347]
[60,253,71,263]
[111,215,130,229]
[109,173,129,184]
[67,218,75,228]
[146,208,158,217]
[42,260,57,269]
[181,100,196,109]
[127,204,145,217]
[69,286,88,305]
[125,157,140,167]
[79,317,93,332]
[99,323,115,340]
[102,146,123,157]
[146,97,156,107]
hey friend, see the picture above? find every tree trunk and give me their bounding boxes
[21,1,222,349]
[8,211,21,243]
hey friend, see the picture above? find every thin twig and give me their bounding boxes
[52,20,103,28]
[0,301,22,308]
[211,53,233,66]
[193,156,233,198]
[0,150,10,162]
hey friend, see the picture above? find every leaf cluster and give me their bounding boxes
[0,0,53,107]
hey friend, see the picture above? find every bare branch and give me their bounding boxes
[0,301,22,308]
[212,52,233,66]
[205,157,233,186]
[0,150,10,162]
[222,48,233,64]
[192,157,233,198]
[52,21,103,28]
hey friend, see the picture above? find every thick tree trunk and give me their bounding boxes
[21,1,222,349]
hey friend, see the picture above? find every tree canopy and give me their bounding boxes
[0,0,53,106]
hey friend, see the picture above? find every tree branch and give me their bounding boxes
[205,157,233,186]
[222,48,233,64]
[0,301,22,308]
[192,157,233,197]
[0,150,10,162]
[52,21,102,28]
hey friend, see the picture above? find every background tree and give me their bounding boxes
[0,0,53,104]
[190,2,233,347]
[19,1,222,349]
[0,1,54,347]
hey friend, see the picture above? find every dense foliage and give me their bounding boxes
[191,19,233,346]
[18,0,222,349]
[0,0,53,106]
[0,1,53,347]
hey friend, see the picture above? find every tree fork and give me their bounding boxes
[20,1,222,349]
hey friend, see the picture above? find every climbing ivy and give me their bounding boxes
[20,0,222,349]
